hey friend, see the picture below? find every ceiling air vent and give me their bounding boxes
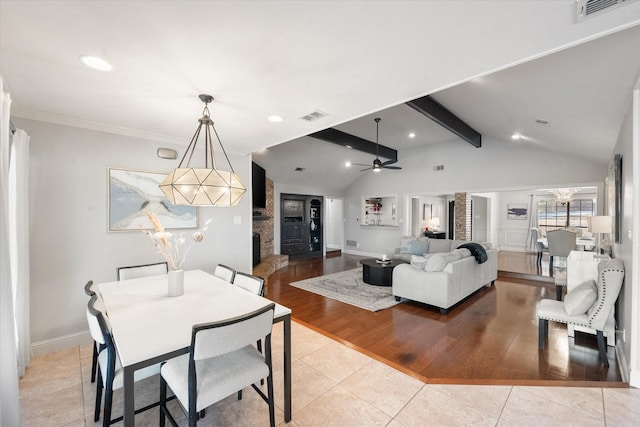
[434,165,445,172]
[294,167,305,172]
[300,110,328,122]
[576,0,638,22]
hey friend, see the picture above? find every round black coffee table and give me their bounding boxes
[359,258,404,286]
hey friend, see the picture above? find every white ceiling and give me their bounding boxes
[2,1,640,191]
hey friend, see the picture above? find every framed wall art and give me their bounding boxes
[507,203,528,220]
[606,154,622,243]
[108,167,198,232]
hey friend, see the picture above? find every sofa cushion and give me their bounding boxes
[427,239,452,253]
[399,237,416,254]
[424,251,462,272]
[409,239,429,255]
[410,255,428,270]
[453,248,472,258]
[564,280,598,316]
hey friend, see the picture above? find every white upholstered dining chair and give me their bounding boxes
[159,303,276,427]
[213,263,236,283]
[117,261,168,280]
[86,295,163,425]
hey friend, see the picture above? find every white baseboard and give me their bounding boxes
[630,369,640,388]
[615,342,630,383]
[31,330,93,356]
[343,249,382,258]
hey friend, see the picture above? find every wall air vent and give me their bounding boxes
[346,240,358,247]
[300,110,328,122]
[576,0,638,22]
[434,165,445,171]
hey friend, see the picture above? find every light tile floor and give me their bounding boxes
[20,321,640,426]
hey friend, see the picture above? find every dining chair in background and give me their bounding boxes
[530,228,548,266]
[117,261,168,281]
[232,272,265,296]
[86,295,163,426]
[159,303,277,427]
[213,264,236,283]
[547,229,577,300]
[232,271,267,398]
[83,280,100,384]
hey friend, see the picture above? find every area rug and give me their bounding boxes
[289,267,400,312]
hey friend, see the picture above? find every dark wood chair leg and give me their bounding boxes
[538,318,548,349]
[597,330,609,367]
[555,285,563,301]
[94,370,103,422]
[91,342,98,383]
[159,377,167,427]
[439,308,448,315]
[537,252,542,265]
[550,255,554,267]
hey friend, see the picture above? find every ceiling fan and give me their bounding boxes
[353,118,402,172]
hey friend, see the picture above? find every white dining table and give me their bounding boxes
[97,269,292,426]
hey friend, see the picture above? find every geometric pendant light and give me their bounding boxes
[160,94,246,206]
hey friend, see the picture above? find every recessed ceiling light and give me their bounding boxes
[408,133,416,138]
[511,133,522,140]
[345,161,352,167]
[267,115,283,123]
[80,55,112,71]
[345,144,353,149]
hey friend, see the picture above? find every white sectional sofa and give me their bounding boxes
[391,237,498,314]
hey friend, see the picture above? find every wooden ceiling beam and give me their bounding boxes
[406,95,482,148]
[309,128,398,161]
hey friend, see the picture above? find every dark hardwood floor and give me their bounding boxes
[263,251,624,386]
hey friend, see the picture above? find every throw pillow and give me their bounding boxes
[400,237,416,254]
[564,280,598,316]
[410,239,429,255]
[424,251,462,272]
[428,239,452,253]
[453,248,471,258]
[410,255,428,270]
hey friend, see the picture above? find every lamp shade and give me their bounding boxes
[589,216,612,234]
[160,94,246,207]
[160,168,246,206]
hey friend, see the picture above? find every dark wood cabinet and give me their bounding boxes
[281,194,323,260]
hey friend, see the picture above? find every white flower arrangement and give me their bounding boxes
[144,210,211,271]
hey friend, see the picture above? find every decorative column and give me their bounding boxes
[454,192,472,241]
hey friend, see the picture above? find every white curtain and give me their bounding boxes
[526,193,539,252]
[0,77,21,425]
[9,128,30,376]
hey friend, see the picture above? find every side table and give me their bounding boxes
[360,259,404,286]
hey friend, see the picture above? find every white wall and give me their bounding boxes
[343,135,608,257]
[325,198,343,250]
[610,90,637,385]
[15,118,252,348]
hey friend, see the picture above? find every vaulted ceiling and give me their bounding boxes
[2,1,640,191]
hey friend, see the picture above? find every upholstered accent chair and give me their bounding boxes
[537,258,624,366]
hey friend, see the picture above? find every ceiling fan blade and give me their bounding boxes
[351,162,371,167]
[381,159,397,166]
[381,165,402,170]
[360,167,372,172]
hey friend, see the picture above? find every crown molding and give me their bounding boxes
[11,107,186,146]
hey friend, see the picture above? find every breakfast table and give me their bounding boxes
[97,269,292,426]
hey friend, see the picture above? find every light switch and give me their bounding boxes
[233,216,242,225]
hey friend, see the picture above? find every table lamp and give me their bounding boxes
[430,217,441,231]
[589,216,612,256]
